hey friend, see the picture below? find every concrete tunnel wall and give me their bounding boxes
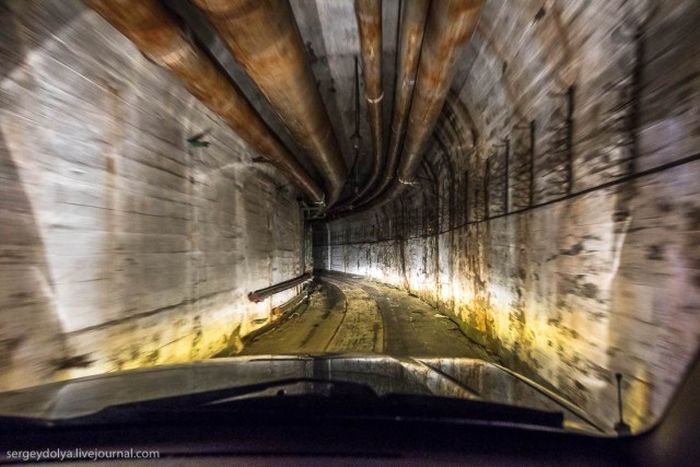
[0,0,698,438]
[0,0,307,391]
[316,0,700,432]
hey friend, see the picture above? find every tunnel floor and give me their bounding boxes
[233,273,491,358]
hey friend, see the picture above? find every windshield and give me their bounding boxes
[1,0,698,440]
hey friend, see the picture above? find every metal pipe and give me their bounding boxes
[329,0,427,217]
[361,0,429,206]
[192,0,347,208]
[248,272,313,303]
[396,0,483,186]
[351,0,383,203]
[338,0,483,215]
[84,0,324,205]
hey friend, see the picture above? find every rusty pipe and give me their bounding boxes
[341,0,482,216]
[192,0,347,208]
[84,0,324,205]
[396,0,482,186]
[330,0,426,216]
[248,272,313,303]
[360,0,429,208]
[350,0,384,204]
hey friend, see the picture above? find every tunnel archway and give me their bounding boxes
[0,0,698,438]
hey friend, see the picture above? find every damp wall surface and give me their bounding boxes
[316,0,700,432]
[0,0,305,390]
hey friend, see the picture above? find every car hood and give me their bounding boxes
[0,354,604,433]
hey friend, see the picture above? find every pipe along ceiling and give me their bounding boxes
[86,0,326,206]
[86,0,484,216]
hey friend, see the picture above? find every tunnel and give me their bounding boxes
[1,0,699,441]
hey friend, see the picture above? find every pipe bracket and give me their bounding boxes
[398,176,420,186]
[365,92,384,104]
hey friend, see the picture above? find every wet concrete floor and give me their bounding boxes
[238,272,490,358]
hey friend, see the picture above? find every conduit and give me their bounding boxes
[85,0,325,205]
[364,0,483,210]
[396,0,483,188]
[360,0,429,207]
[350,0,384,204]
[193,0,348,208]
